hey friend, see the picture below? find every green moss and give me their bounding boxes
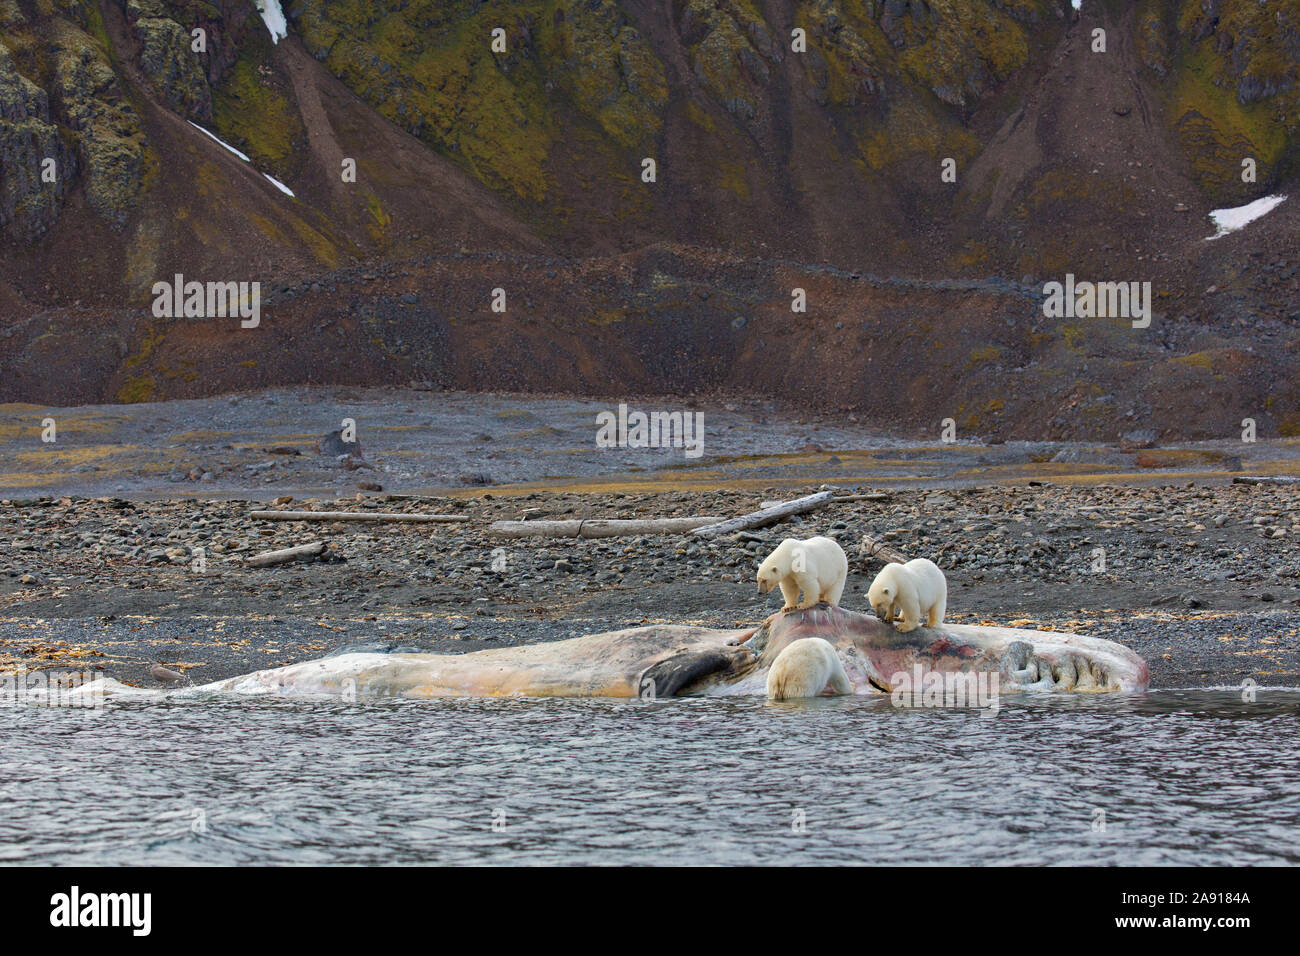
[292,1,560,202]
[1159,0,1300,199]
[211,40,304,174]
[965,345,1002,370]
[364,191,391,242]
[796,1,1040,172]
[117,374,155,403]
[896,0,1031,107]
[1166,45,1287,200]
[1060,323,1085,351]
[1174,351,1215,371]
[717,155,749,198]
[684,99,718,133]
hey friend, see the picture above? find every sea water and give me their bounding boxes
[2,691,1296,865]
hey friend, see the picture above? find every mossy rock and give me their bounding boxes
[51,21,146,228]
[1162,0,1299,199]
[557,1,667,148]
[131,15,212,119]
[0,0,27,29]
[1135,0,1170,77]
[0,40,75,238]
[682,0,774,123]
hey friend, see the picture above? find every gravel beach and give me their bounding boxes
[3,480,1298,689]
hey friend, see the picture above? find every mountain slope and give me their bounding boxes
[0,0,1297,439]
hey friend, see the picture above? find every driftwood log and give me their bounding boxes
[251,510,471,523]
[760,491,891,508]
[244,541,327,567]
[691,491,834,538]
[489,517,725,539]
[860,532,908,565]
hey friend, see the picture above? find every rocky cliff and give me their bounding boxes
[1,0,1297,439]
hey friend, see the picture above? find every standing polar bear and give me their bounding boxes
[868,558,947,633]
[766,637,853,699]
[756,536,848,612]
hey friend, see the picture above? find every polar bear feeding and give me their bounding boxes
[756,536,848,612]
[867,558,947,633]
[766,637,853,700]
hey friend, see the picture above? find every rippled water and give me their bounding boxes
[2,691,1297,865]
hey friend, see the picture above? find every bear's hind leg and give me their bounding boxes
[824,652,852,695]
[793,573,820,609]
[824,572,846,608]
[895,593,921,632]
[927,592,947,627]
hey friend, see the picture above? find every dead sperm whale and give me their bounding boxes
[62,605,1148,703]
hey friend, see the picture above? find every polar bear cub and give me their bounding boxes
[756,536,848,611]
[867,558,947,633]
[766,637,853,700]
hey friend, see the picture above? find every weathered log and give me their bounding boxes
[1232,476,1300,486]
[760,491,891,508]
[245,541,327,567]
[251,510,471,523]
[691,491,834,538]
[860,532,908,565]
[489,517,726,539]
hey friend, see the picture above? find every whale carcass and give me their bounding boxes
[64,605,1148,702]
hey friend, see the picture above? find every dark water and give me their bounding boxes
[2,691,1297,865]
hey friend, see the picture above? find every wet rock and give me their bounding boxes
[317,430,362,457]
[1119,429,1158,451]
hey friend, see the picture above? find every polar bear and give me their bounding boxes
[766,637,853,700]
[867,558,947,633]
[756,536,847,612]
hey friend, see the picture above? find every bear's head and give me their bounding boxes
[867,566,898,619]
[755,539,795,593]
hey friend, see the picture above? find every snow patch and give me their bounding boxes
[264,173,295,198]
[1205,194,1288,240]
[188,121,250,163]
[255,0,288,45]
[188,121,294,200]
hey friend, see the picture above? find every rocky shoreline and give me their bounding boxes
[3,482,1297,689]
